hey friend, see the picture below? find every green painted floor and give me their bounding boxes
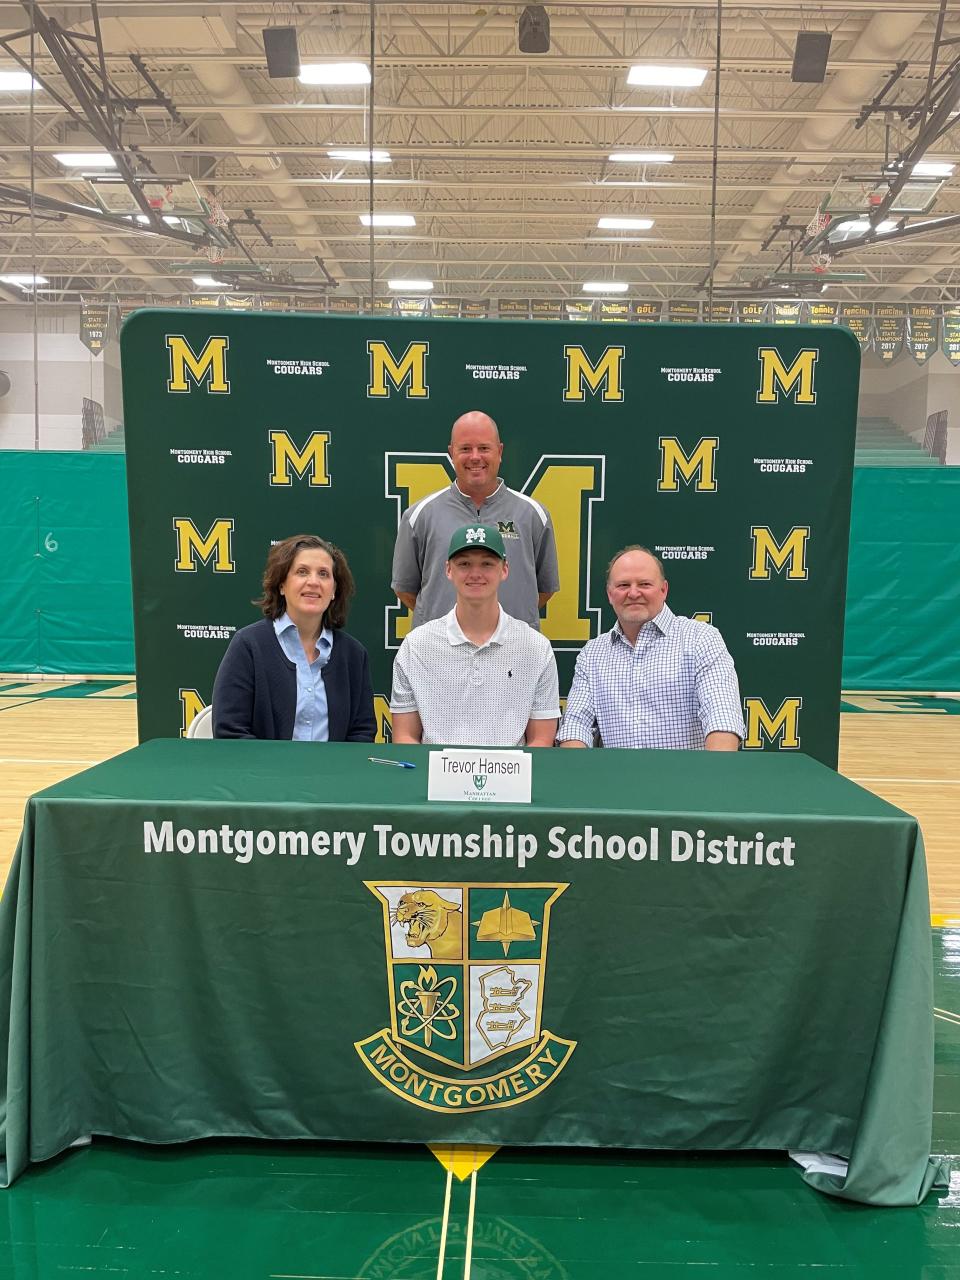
[0,933,956,1279]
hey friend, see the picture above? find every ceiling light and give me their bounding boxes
[608,151,674,164]
[359,213,415,227]
[848,219,897,234]
[388,279,433,291]
[1,273,49,287]
[627,65,707,88]
[55,152,116,169]
[192,275,227,288]
[328,148,391,163]
[912,161,954,177]
[0,71,39,91]
[299,62,370,86]
[582,281,628,293]
[597,217,655,230]
[133,214,183,227]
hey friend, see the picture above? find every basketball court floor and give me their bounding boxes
[0,679,957,1278]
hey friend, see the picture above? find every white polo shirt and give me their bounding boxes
[390,606,560,747]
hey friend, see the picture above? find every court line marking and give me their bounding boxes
[0,758,100,766]
[850,777,960,786]
[463,1170,477,1280]
[436,1167,452,1280]
[935,1008,960,1026]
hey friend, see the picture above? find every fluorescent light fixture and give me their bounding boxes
[0,70,39,91]
[582,281,628,293]
[388,279,433,291]
[299,62,370,86]
[627,65,707,88]
[0,273,48,287]
[848,219,897,234]
[359,213,415,227]
[328,148,391,163]
[597,216,655,230]
[192,275,227,288]
[608,151,674,163]
[55,151,116,169]
[912,161,954,177]
[134,214,183,227]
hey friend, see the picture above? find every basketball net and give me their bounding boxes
[204,188,229,264]
[805,205,832,273]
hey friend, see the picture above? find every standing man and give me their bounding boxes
[391,410,559,629]
[391,524,559,747]
[557,546,745,751]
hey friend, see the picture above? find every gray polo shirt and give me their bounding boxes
[391,480,559,629]
[390,606,560,747]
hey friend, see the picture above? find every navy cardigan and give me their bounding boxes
[212,618,376,742]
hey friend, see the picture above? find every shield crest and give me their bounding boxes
[365,882,567,1071]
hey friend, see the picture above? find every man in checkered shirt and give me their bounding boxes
[557,546,745,751]
[391,524,560,748]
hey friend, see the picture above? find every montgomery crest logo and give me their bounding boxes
[355,882,576,1112]
[497,520,520,539]
[465,527,486,544]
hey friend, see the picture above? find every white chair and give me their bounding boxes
[186,705,214,738]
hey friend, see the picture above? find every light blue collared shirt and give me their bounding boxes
[273,613,333,741]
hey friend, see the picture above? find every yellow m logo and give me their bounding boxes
[743,697,802,750]
[166,335,230,393]
[179,688,207,738]
[367,340,429,398]
[658,437,719,492]
[750,526,810,580]
[563,345,625,402]
[173,517,235,573]
[756,347,818,404]
[269,430,331,487]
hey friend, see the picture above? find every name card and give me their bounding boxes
[428,749,531,804]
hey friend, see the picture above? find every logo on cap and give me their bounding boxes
[466,527,486,544]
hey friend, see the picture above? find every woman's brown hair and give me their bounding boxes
[255,534,355,630]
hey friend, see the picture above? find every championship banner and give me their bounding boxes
[119,296,152,320]
[531,300,562,320]
[736,301,768,325]
[703,301,734,323]
[188,293,222,309]
[259,296,289,312]
[430,298,461,318]
[668,301,700,323]
[839,303,872,352]
[295,297,326,312]
[874,304,906,363]
[328,296,361,314]
[372,298,396,315]
[565,300,594,322]
[122,313,860,768]
[772,302,802,326]
[907,305,939,364]
[498,300,530,319]
[942,306,960,366]
[461,300,490,319]
[598,299,630,323]
[223,294,257,311]
[803,301,838,327]
[80,297,111,355]
[632,301,662,323]
[396,297,430,319]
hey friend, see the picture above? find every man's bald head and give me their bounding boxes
[448,410,503,500]
[450,410,501,446]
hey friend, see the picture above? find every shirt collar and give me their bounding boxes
[274,612,332,654]
[453,477,504,508]
[611,602,675,647]
[444,604,506,649]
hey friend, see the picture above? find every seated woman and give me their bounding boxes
[213,534,376,741]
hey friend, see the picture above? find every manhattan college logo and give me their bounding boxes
[355,883,576,1112]
[473,775,487,790]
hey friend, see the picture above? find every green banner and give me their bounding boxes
[943,306,960,366]
[736,301,768,325]
[121,313,860,766]
[838,304,872,352]
[907,305,939,363]
[803,301,839,327]
[531,300,562,321]
[80,297,111,355]
[632,301,662,323]
[668,301,700,323]
[874,304,906,363]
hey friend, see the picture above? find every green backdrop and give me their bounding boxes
[120,310,860,765]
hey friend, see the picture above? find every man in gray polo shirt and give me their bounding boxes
[390,524,560,748]
[391,410,559,629]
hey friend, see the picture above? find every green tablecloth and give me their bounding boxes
[0,741,947,1203]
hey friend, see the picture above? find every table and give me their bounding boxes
[0,740,946,1204]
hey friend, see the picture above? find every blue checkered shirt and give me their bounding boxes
[557,604,746,749]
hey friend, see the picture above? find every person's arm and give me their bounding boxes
[525,717,558,747]
[538,591,554,609]
[345,645,377,743]
[695,627,746,749]
[391,516,422,614]
[534,511,560,608]
[211,633,257,738]
[391,711,423,744]
[555,648,596,747]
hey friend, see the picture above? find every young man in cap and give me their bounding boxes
[390,523,560,747]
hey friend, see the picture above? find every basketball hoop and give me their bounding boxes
[811,251,833,274]
[203,188,229,264]
[805,205,831,243]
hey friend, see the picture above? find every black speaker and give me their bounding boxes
[263,26,300,79]
[791,31,831,83]
[518,5,550,54]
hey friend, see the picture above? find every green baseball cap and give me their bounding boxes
[447,524,507,561]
